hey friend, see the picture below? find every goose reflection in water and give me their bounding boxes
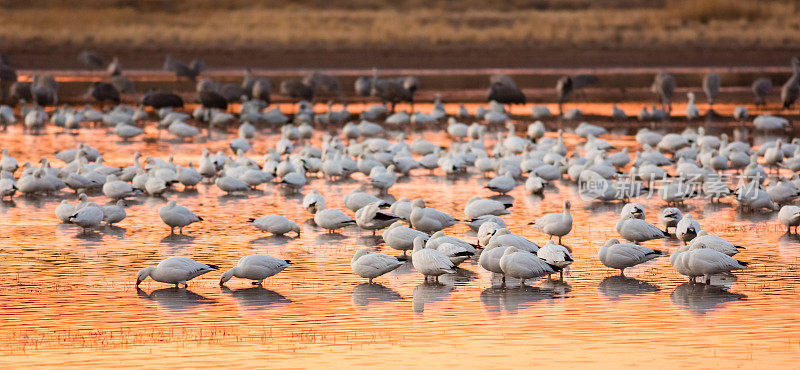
[250,234,298,246]
[351,283,402,310]
[221,286,291,310]
[598,275,659,301]
[356,234,384,247]
[670,282,747,316]
[413,281,455,313]
[160,233,196,246]
[480,285,556,315]
[137,287,216,312]
[315,232,348,244]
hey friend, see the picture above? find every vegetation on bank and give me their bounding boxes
[0,0,798,51]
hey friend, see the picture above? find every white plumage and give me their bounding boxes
[350,249,404,283]
[220,255,291,285]
[599,238,663,274]
[412,236,456,281]
[499,246,557,284]
[248,215,300,236]
[159,200,203,234]
[137,256,219,287]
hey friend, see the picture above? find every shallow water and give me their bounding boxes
[1,113,800,367]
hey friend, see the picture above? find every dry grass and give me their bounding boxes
[0,0,798,51]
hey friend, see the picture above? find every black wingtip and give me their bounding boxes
[454,251,474,257]
[248,217,256,223]
[527,221,535,225]
[285,259,292,265]
[737,260,749,267]
[207,264,220,270]
[735,245,746,250]
[197,216,204,221]
[503,203,513,209]
[547,263,564,271]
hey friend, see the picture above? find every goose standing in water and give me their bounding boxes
[676,214,701,245]
[383,221,429,256]
[159,200,203,234]
[102,200,127,225]
[248,215,300,236]
[220,255,291,286]
[355,201,400,234]
[411,236,457,282]
[674,245,748,283]
[779,205,800,232]
[616,209,668,244]
[69,202,104,233]
[351,249,404,283]
[499,246,558,285]
[313,203,356,233]
[529,200,572,243]
[598,238,663,275]
[685,92,700,120]
[537,240,573,279]
[302,190,325,214]
[660,207,682,233]
[137,257,219,287]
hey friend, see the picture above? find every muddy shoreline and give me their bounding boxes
[5,45,800,70]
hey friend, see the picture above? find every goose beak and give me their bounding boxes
[135,278,142,287]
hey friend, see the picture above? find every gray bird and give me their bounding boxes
[781,57,799,109]
[702,73,721,106]
[651,71,675,113]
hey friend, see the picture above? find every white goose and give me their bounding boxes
[102,200,127,225]
[412,236,456,281]
[674,245,748,282]
[485,228,540,252]
[779,205,800,232]
[302,190,326,214]
[69,202,104,232]
[688,231,743,256]
[536,240,573,278]
[55,199,76,222]
[248,215,300,236]
[159,200,203,234]
[313,203,356,233]
[599,238,663,275]
[382,221,429,256]
[220,255,291,286]
[351,249,404,283]
[675,213,701,245]
[616,212,667,244]
[499,247,557,284]
[102,174,138,199]
[464,196,510,219]
[530,200,572,243]
[137,257,219,288]
[343,190,388,212]
[355,201,400,234]
[660,207,682,233]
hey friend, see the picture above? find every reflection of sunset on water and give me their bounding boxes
[1,116,799,367]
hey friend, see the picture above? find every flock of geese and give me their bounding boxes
[0,55,799,298]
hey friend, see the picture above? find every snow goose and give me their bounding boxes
[485,171,516,194]
[102,200,127,225]
[683,244,748,282]
[688,231,742,256]
[616,212,668,244]
[248,215,300,236]
[484,228,539,252]
[530,200,572,243]
[220,255,291,286]
[159,200,202,234]
[527,121,545,141]
[660,207,682,233]
[177,163,202,188]
[215,173,250,194]
[779,205,800,232]
[137,257,219,288]
[477,221,501,247]
[313,203,356,233]
[753,114,789,131]
[68,203,104,233]
[464,196,510,219]
[382,221,429,256]
[355,201,400,234]
[676,214,701,244]
[0,148,18,173]
[466,214,506,232]
[735,181,778,211]
[685,92,700,120]
[537,240,573,278]
[144,173,168,196]
[389,197,412,220]
[425,231,477,255]
[103,174,138,199]
[409,199,457,233]
[280,171,306,193]
[499,246,557,284]
[351,249,404,283]
[447,117,469,141]
[598,238,663,275]
[369,165,397,193]
[0,172,16,199]
[412,236,457,281]
[343,190,389,212]
[302,190,326,214]
[55,199,76,222]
